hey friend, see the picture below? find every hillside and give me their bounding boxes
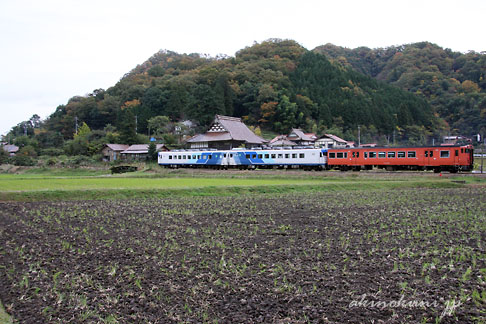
[6,39,441,157]
[314,42,486,137]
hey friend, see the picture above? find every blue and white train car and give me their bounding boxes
[158,148,328,170]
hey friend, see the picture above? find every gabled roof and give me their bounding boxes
[188,115,267,144]
[2,144,19,153]
[121,144,167,154]
[105,144,129,151]
[287,129,314,142]
[318,134,348,144]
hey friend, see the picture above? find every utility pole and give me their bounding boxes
[358,125,361,147]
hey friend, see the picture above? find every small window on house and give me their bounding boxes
[299,153,305,158]
[408,151,416,158]
[397,152,405,158]
[329,152,335,158]
[440,151,450,158]
[378,152,386,158]
[388,152,396,158]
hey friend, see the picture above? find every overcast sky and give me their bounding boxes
[1,0,485,136]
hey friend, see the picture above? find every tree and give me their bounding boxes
[147,115,170,137]
[118,109,138,145]
[147,142,158,161]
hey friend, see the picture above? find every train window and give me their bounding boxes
[278,154,283,158]
[299,153,305,158]
[292,153,297,158]
[388,152,396,158]
[397,152,405,158]
[198,155,201,159]
[252,154,256,159]
[246,154,250,159]
[461,148,464,153]
[319,152,323,157]
[224,154,227,158]
[337,152,344,158]
[344,152,348,158]
[271,154,276,158]
[356,152,359,158]
[285,154,290,159]
[352,152,356,158]
[178,155,182,159]
[378,152,386,158]
[230,154,233,158]
[406,151,415,158]
[168,155,172,160]
[425,151,428,157]
[208,155,212,159]
[430,151,433,157]
[364,152,368,158]
[264,154,269,159]
[258,154,262,159]
[184,155,187,159]
[369,152,376,158]
[455,150,458,157]
[329,152,335,158]
[440,151,450,158]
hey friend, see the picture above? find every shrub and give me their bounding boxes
[11,155,36,166]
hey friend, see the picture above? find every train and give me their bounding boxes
[158,144,474,173]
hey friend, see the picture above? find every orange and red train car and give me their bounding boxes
[326,144,474,173]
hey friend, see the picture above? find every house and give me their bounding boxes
[187,115,267,150]
[315,134,352,148]
[120,144,169,161]
[102,144,129,162]
[286,129,315,146]
[269,135,297,147]
[1,144,19,156]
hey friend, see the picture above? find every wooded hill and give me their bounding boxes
[314,42,486,137]
[38,39,437,143]
[13,39,481,156]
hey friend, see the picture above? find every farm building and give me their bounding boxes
[268,135,297,147]
[187,115,267,150]
[286,129,316,146]
[315,134,353,149]
[1,144,19,156]
[102,144,129,162]
[120,144,169,161]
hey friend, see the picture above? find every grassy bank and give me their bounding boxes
[0,174,469,202]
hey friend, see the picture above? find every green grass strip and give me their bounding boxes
[0,180,464,202]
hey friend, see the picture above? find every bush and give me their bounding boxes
[11,155,36,166]
[40,148,65,156]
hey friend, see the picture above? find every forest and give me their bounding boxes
[314,42,486,137]
[3,39,484,163]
